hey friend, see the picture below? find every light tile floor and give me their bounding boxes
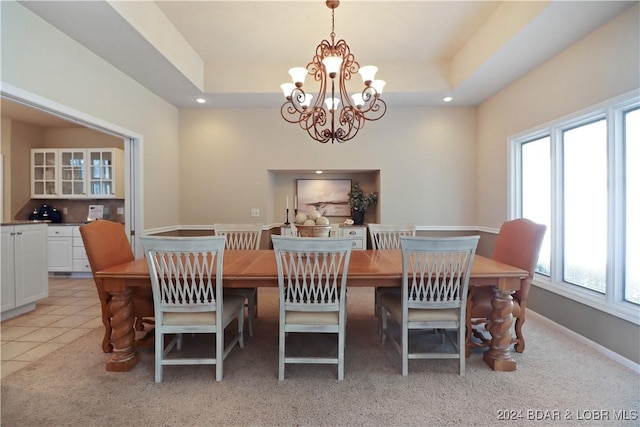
[1,276,102,379]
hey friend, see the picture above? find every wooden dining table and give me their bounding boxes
[95,249,528,373]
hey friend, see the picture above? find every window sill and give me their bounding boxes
[533,276,640,326]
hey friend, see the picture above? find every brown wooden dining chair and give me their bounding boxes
[466,218,546,356]
[79,220,154,352]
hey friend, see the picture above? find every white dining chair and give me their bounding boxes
[380,235,479,376]
[140,235,244,382]
[368,223,416,334]
[214,223,262,337]
[271,235,353,380]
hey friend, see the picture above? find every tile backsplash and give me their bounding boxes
[16,199,125,224]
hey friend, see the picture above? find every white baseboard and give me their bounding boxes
[528,310,640,375]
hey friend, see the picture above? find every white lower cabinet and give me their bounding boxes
[47,225,90,274]
[48,225,73,272]
[72,227,91,272]
[1,223,48,320]
[339,226,367,249]
[280,225,367,249]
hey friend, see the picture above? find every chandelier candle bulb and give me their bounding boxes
[322,56,343,76]
[289,67,308,86]
[301,94,313,108]
[372,80,386,94]
[325,98,340,111]
[279,0,387,144]
[358,65,378,85]
[280,83,296,99]
[352,93,364,108]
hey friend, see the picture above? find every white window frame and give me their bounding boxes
[509,90,640,325]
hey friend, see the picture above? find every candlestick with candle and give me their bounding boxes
[284,195,290,225]
[294,195,298,216]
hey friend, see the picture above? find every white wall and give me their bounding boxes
[1,1,181,230]
[1,118,11,221]
[475,4,640,364]
[3,1,637,232]
[476,4,640,228]
[7,121,45,219]
[178,106,477,226]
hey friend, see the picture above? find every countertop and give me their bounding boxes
[1,221,88,226]
[2,221,50,226]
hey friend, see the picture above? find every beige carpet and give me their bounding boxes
[1,288,638,427]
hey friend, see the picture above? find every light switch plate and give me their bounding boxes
[117,207,124,215]
[251,208,260,217]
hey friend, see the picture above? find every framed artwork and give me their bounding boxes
[296,179,352,217]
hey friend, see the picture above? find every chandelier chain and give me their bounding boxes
[330,7,335,43]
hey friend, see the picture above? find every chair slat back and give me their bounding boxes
[272,236,352,312]
[214,223,263,250]
[400,236,479,310]
[141,236,225,313]
[368,224,416,249]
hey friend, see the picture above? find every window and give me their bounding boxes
[624,108,639,305]
[511,91,639,323]
[562,119,607,293]
[521,136,550,276]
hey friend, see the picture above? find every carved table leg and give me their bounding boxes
[100,299,113,353]
[106,287,139,372]
[482,287,516,371]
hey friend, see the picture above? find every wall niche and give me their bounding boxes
[268,169,380,225]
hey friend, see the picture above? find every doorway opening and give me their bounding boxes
[1,85,144,256]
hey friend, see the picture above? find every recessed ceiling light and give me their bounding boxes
[443,96,453,103]
[315,170,323,174]
[196,98,206,104]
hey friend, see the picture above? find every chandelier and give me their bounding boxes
[280,0,387,144]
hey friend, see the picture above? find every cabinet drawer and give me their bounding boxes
[72,259,92,272]
[280,227,296,237]
[48,226,73,237]
[341,227,365,238]
[73,236,85,247]
[350,239,365,250]
[72,246,88,259]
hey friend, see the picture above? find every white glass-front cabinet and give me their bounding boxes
[31,149,59,197]
[31,148,124,199]
[59,150,87,197]
[88,149,124,198]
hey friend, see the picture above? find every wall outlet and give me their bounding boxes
[250,208,260,217]
[117,207,124,215]
[62,207,68,214]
